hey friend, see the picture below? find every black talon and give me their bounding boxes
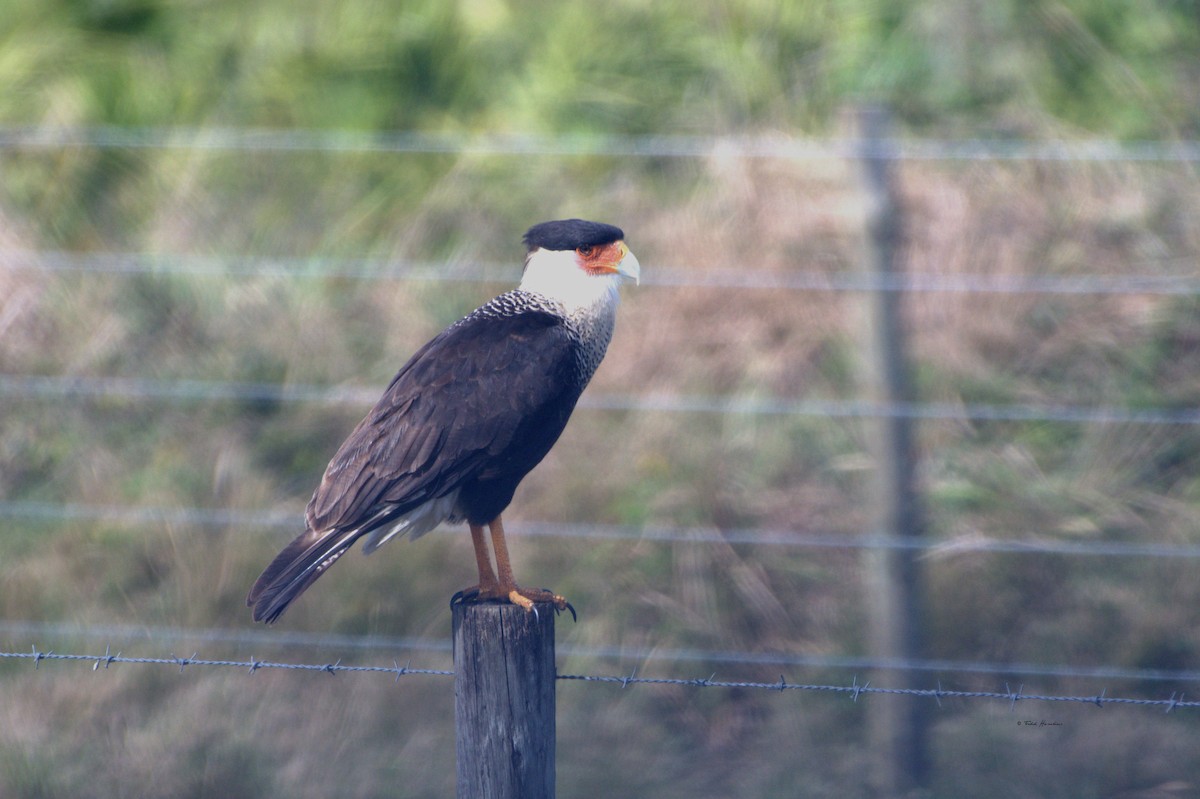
[536,588,577,622]
[450,588,481,608]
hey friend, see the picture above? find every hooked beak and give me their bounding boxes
[615,241,640,285]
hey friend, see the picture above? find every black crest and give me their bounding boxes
[523,219,624,252]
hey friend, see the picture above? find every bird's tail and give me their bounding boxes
[246,526,363,623]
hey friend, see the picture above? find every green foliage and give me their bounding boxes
[3,0,1199,136]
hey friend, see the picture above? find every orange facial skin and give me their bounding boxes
[576,240,630,276]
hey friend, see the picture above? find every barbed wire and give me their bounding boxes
[1,646,452,678]
[3,126,1200,162]
[4,249,1199,296]
[5,373,1200,427]
[7,619,1200,684]
[5,498,1200,561]
[2,646,1197,712]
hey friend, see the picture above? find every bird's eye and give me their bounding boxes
[577,245,594,257]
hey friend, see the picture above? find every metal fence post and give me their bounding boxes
[453,602,556,799]
[853,104,931,794]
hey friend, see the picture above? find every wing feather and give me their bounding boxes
[247,303,578,622]
[306,307,575,531]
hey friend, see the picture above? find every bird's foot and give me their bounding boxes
[509,587,577,622]
[450,584,576,622]
[450,583,491,607]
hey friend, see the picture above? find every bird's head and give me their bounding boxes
[519,219,640,314]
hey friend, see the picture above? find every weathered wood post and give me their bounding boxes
[853,104,931,794]
[453,602,556,799]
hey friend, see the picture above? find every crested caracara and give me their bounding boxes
[248,219,639,623]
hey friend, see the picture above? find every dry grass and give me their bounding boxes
[2,146,1200,796]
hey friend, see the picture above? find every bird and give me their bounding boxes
[247,219,639,623]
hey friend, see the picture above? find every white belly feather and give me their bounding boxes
[360,489,463,554]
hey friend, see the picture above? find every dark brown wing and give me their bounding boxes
[247,304,577,622]
[306,307,576,531]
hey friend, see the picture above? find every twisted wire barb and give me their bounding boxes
[5,646,452,678]
[6,647,1200,711]
[10,617,1200,683]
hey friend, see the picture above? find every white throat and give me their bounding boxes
[518,248,623,317]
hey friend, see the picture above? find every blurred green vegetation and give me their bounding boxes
[2,1,1200,797]
[3,0,1200,138]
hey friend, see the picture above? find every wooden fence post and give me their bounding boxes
[853,104,931,794]
[453,602,556,799]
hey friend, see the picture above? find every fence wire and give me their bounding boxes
[2,646,1196,713]
[6,618,1200,684]
[4,249,1200,296]
[3,126,1200,162]
[4,498,1200,561]
[5,373,1200,427]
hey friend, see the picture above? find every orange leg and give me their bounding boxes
[470,523,499,593]
[449,516,573,618]
[488,516,571,617]
[451,524,500,606]
[488,516,518,591]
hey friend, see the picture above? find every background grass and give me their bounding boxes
[2,1,1200,797]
